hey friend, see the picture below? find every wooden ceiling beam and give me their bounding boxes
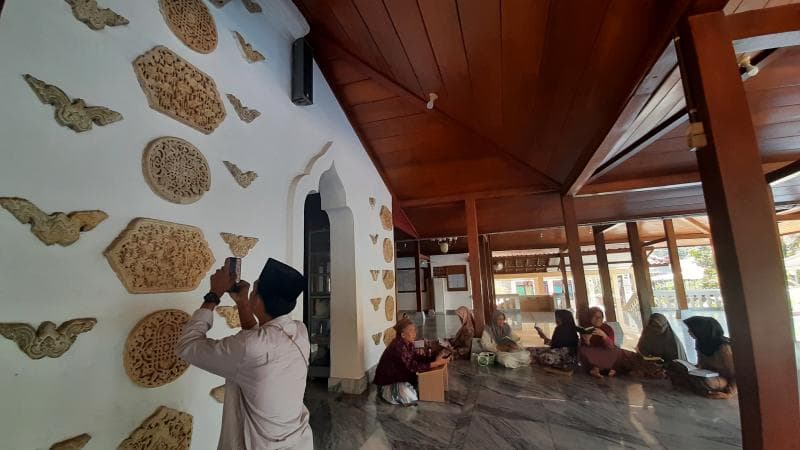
[683,217,711,235]
[727,4,800,53]
[766,159,800,185]
[398,186,554,208]
[578,172,701,196]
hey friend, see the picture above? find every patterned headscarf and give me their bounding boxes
[486,310,512,341]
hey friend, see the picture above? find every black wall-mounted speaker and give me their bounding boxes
[292,37,313,106]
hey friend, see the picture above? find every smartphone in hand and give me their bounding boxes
[224,257,242,291]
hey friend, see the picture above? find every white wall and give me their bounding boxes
[0,1,393,448]
[429,253,472,311]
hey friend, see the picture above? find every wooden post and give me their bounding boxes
[414,240,422,312]
[561,196,589,319]
[678,11,800,448]
[465,198,485,334]
[480,235,496,321]
[593,226,617,322]
[626,222,654,323]
[663,219,688,317]
[559,254,572,309]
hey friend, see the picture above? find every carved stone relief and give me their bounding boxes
[370,270,379,282]
[142,137,210,205]
[369,234,378,245]
[159,0,217,54]
[369,197,376,209]
[385,295,395,322]
[379,206,392,231]
[65,0,128,30]
[133,46,226,134]
[372,332,382,346]
[210,385,225,403]
[210,0,231,6]
[226,94,261,123]
[50,433,91,450]
[105,218,215,294]
[0,318,96,359]
[124,309,190,387]
[215,306,240,328]
[383,238,394,263]
[241,0,262,13]
[383,326,396,346]
[382,270,395,290]
[370,297,381,311]
[118,406,192,450]
[0,197,107,246]
[220,232,259,258]
[234,31,265,62]
[223,161,258,188]
[24,74,122,132]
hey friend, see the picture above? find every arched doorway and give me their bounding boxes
[303,192,331,378]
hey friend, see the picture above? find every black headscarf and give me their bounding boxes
[637,313,687,361]
[684,316,729,357]
[550,309,578,349]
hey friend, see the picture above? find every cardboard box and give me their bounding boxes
[417,363,448,402]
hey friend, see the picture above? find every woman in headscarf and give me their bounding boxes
[374,318,449,405]
[637,313,687,362]
[531,309,579,373]
[481,311,532,368]
[579,306,622,378]
[448,306,475,360]
[666,316,736,399]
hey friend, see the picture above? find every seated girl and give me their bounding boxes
[637,313,687,362]
[373,318,449,405]
[666,316,736,399]
[481,311,532,369]
[448,306,475,360]
[579,307,622,378]
[532,309,579,373]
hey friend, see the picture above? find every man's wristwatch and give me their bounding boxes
[203,291,222,305]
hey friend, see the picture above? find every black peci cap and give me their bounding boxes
[256,258,305,317]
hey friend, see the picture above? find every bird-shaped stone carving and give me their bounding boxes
[65,0,129,30]
[0,197,107,246]
[0,318,97,359]
[23,74,122,132]
[223,161,258,188]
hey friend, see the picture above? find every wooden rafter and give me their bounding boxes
[398,186,553,208]
[683,217,710,235]
[727,4,800,53]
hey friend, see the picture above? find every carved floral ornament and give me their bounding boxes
[223,161,258,188]
[370,297,381,311]
[215,305,241,328]
[226,94,261,123]
[220,232,259,258]
[372,332,382,345]
[104,218,215,294]
[383,326,396,346]
[385,295,395,322]
[50,433,91,450]
[118,406,192,450]
[234,31,265,63]
[379,205,392,231]
[0,197,107,246]
[124,309,190,388]
[209,0,231,7]
[65,0,128,30]
[159,0,218,54]
[382,270,395,290]
[370,270,379,281]
[0,318,96,359]
[383,238,394,263]
[23,74,122,132]
[210,385,225,403]
[142,137,211,205]
[242,0,262,13]
[369,234,378,245]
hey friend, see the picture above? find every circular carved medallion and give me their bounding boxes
[124,309,190,387]
[143,137,210,204]
[382,270,395,290]
[379,206,392,231]
[383,326,396,346]
[159,0,218,54]
[385,295,396,322]
[383,238,394,263]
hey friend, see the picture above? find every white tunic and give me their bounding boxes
[177,309,314,450]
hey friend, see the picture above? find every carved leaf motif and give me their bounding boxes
[23,74,122,132]
[369,234,378,245]
[159,0,217,54]
[132,46,226,134]
[0,318,96,359]
[226,94,261,123]
[65,0,128,30]
[385,296,395,322]
[0,197,107,246]
[383,238,394,263]
[241,0,262,13]
[220,232,259,258]
[369,197,376,209]
[223,161,258,188]
[142,137,210,204]
[210,385,225,403]
[215,306,241,328]
[372,332,382,346]
[124,309,190,387]
[50,433,91,450]
[370,270,379,282]
[370,297,381,311]
[382,270,395,290]
[379,206,392,231]
[104,218,216,294]
[118,406,192,450]
[233,31,265,62]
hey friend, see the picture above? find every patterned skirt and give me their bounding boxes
[529,347,576,370]
[380,382,419,405]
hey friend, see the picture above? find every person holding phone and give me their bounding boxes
[176,258,313,449]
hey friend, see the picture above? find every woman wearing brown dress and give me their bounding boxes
[579,307,621,378]
[448,306,475,360]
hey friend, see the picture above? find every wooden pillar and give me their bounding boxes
[663,219,688,316]
[465,198,485,334]
[626,222,653,322]
[678,11,800,448]
[479,234,495,322]
[414,240,422,312]
[561,196,589,319]
[593,226,617,322]
[534,275,546,296]
[559,254,572,309]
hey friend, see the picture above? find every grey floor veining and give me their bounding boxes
[305,313,742,450]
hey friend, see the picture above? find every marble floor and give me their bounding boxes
[305,313,743,449]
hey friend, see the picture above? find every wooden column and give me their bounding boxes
[561,196,589,319]
[465,198,485,334]
[414,240,422,312]
[663,219,688,315]
[479,234,495,322]
[678,11,800,448]
[559,254,572,309]
[593,226,617,322]
[626,222,653,322]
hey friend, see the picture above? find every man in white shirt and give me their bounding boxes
[177,258,313,450]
